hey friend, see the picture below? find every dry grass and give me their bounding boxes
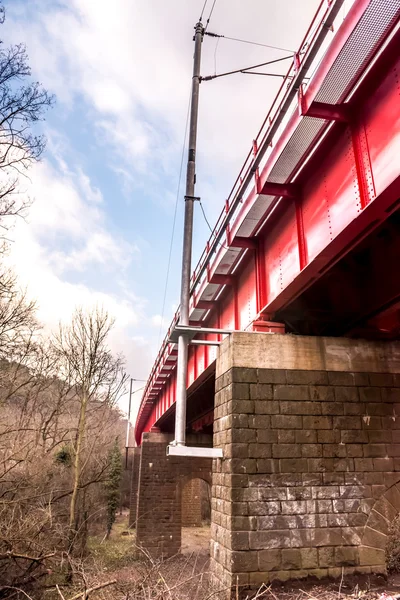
[11,514,400,600]
[387,513,400,574]
[87,514,137,571]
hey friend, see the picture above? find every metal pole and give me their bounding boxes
[174,21,204,446]
[125,377,133,468]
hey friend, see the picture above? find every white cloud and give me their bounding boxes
[151,314,170,329]
[7,0,322,202]
[6,158,151,388]
[17,160,138,272]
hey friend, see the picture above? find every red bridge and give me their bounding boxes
[131,0,400,590]
[136,0,400,443]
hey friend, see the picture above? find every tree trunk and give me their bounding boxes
[67,391,88,562]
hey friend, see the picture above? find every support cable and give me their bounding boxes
[201,54,293,82]
[241,71,288,78]
[157,92,191,348]
[213,36,220,75]
[199,200,228,251]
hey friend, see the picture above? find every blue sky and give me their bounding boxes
[3,0,322,414]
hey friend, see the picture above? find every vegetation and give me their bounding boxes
[387,512,400,573]
[105,438,123,538]
[0,4,53,260]
[0,4,131,597]
[50,307,127,562]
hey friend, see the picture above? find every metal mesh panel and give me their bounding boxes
[247,195,274,220]
[199,283,220,302]
[190,308,206,320]
[215,247,241,274]
[316,0,400,104]
[236,218,259,237]
[267,116,326,183]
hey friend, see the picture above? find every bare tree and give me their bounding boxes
[0,2,53,352]
[0,3,53,257]
[0,334,126,595]
[51,307,127,559]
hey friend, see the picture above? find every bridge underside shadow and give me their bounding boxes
[278,209,400,340]
[154,368,215,437]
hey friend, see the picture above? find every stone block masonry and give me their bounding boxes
[211,333,400,590]
[128,447,141,528]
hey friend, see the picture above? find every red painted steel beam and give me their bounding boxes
[259,181,300,198]
[265,173,400,316]
[191,411,214,432]
[207,272,234,286]
[229,236,257,249]
[302,100,349,122]
[295,196,307,270]
[164,358,177,366]
[350,121,375,210]
[195,300,216,310]
[255,241,266,311]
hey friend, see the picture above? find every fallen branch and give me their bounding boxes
[56,584,66,600]
[66,579,117,600]
[0,551,55,562]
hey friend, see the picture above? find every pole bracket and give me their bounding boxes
[169,324,235,344]
[167,445,223,458]
[184,195,201,201]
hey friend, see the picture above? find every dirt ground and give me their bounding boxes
[181,525,211,555]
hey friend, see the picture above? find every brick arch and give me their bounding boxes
[180,474,212,527]
[359,483,400,572]
[172,454,212,481]
[177,464,212,527]
[179,470,212,486]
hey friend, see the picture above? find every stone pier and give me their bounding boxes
[128,447,141,528]
[210,333,400,589]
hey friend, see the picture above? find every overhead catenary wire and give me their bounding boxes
[157,91,191,349]
[241,71,310,80]
[205,31,295,54]
[199,0,208,21]
[204,0,218,32]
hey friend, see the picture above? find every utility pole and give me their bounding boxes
[173,21,204,446]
